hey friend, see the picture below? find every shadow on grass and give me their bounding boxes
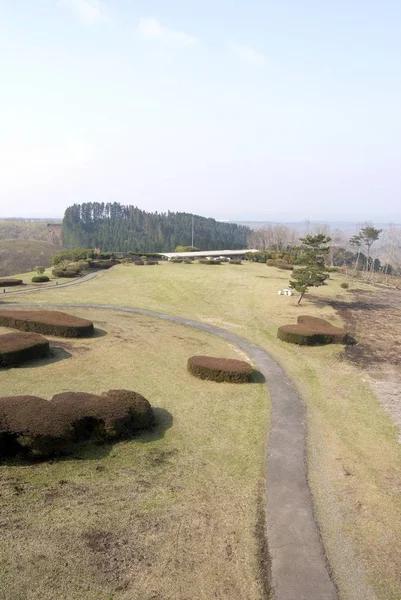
[92,327,107,338]
[16,346,73,369]
[252,370,266,384]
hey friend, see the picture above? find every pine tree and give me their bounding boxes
[290,234,331,305]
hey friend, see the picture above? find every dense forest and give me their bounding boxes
[62,203,251,252]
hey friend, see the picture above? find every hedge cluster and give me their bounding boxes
[52,268,80,278]
[0,279,23,287]
[0,389,154,459]
[0,332,49,368]
[31,276,50,283]
[187,355,253,383]
[198,259,222,265]
[277,315,349,346]
[266,259,293,270]
[229,260,242,265]
[0,310,94,338]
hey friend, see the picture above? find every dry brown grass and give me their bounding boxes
[0,308,267,600]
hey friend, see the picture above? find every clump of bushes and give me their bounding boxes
[31,276,50,283]
[187,355,254,383]
[0,310,94,338]
[340,282,349,289]
[277,315,351,346]
[230,260,242,265]
[145,261,158,265]
[52,268,80,278]
[134,260,145,266]
[0,279,23,287]
[170,258,183,263]
[266,259,293,270]
[0,389,155,459]
[0,332,49,368]
[198,259,222,265]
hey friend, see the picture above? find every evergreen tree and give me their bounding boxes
[290,234,331,305]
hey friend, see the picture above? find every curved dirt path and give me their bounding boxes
[8,301,338,600]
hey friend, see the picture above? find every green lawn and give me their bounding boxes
[3,261,401,600]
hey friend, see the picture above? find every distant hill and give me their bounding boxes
[62,203,252,251]
[0,239,62,277]
[0,219,62,245]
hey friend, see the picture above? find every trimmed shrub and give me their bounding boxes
[230,260,242,265]
[51,268,79,278]
[145,261,158,265]
[170,258,183,263]
[0,310,94,337]
[198,259,221,265]
[187,355,253,383]
[0,279,23,287]
[297,315,335,329]
[0,396,72,458]
[266,259,293,270]
[277,316,348,346]
[0,332,49,368]
[341,282,349,289]
[134,260,145,265]
[0,389,155,459]
[31,276,50,283]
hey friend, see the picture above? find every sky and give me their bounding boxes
[0,0,400,222]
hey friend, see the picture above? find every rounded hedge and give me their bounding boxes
[187,355,253,383]
[134,260,145,265]
[0,389,155,459]
[0,332,49,368]
[31,276,50,283]
[0,309,94,338]
[0,279,23,287]
[277,315,348,346]
[230,260,242,265]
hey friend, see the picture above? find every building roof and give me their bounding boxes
[160,249,258,259]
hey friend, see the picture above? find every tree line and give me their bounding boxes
[62,203,251,252]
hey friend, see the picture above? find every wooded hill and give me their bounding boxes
[62,203,251,252]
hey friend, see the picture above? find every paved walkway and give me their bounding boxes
[1,272,98,296]
[7,300,338,600]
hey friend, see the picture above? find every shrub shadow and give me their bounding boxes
[252,370,266,383]
[92,328,107,338]
[17,346,73,369]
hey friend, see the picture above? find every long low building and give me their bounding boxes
[160,249,258,259]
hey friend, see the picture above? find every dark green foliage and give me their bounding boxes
[0,389,154,459]
[145,261,158,265]
[187,356,253,383]
[289,234,331,304]
[230,260,242,265]
[31,276,50,283]
[0,332,49,367]
[134,260,145,265]
[0,310,94,337]
[340,282,349,289]
[0,278,23,286]
[62,202,251,252]
[174,246,200,252]
[277,315,349,346]
[170,258,183,263]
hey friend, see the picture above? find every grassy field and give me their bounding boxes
[0,238,62,278]
[3,261,401,599]
[0,308,267,600]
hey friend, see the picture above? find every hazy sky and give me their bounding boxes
[1,0,400,221]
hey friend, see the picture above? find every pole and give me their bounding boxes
[191,216,194,248]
